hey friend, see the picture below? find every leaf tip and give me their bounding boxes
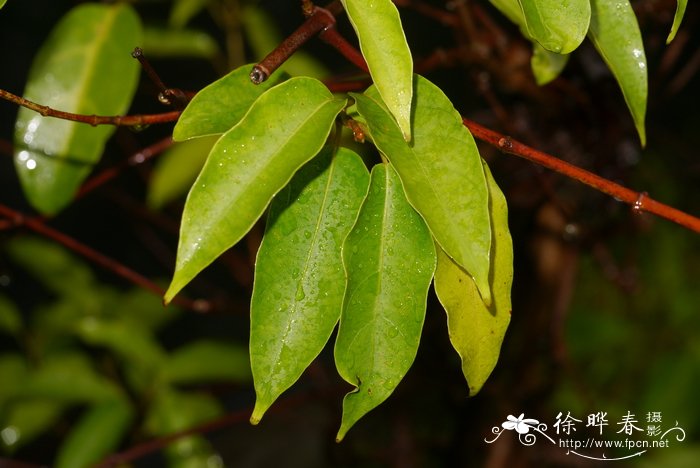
[476,280,492,308]
[250,401,269,425]
[163,281,181,306]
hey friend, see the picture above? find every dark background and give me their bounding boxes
[1,0,699,466]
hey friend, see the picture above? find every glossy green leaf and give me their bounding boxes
[334,164,436,441]
[13,3,142,215]
[341,0,413,140]
[143,27,219,59]
[531,43,569,85]
[588,0,647,146]
[55,398,134,468]
[434,163,513,396]
[165,78,346,303]
[667,0,687,44]
[241,5,329,79]
[354,76,492,305]
[250,147,370,423]
[170,0,210,28]
[0,0,6,10]
[173,63,289,141]
[518,0,590,54]
[0,295,22,336]
[162,340,251,385]
[147,136,217,209]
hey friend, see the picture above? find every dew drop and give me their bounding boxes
[295,287,306,301]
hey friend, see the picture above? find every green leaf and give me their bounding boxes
[341,0,413,140]
[144,389,222,467]
[250,147,370,423]
[75,317,166,372]
[55,398,134,468]
[241,5,329,79]
[143,26,219,59]
[162,340,251,385]
[6,236,94,298]
[0,295,22,336]
[0,0,6,10]
[0,354,28,408]
[147,136,217,209]
[490,0,569,84]
[667,0,687,44]
[354,76,492,305]
[531,43,569,85]
[115,288,181,331]
[588,0,647,146]
[165,78,346,303]
[434,163,513,396]
[170,0,210,28]
[1,399,65,453]
[334,163,436,441]
[518,0,590,54]
[13,3,142,215]
[173,63,289,141]
[21,353,121,403]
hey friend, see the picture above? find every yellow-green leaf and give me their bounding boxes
[588,0,647,146]
[434,163,513,395]
[341,0,413,140]
[250,147,370,424]
[13,3,142,215]
[335,163,436,441]
[165,78,346,303]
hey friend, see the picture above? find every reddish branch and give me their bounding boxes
[463,118,700,233]
[250,2,343,83]
[0,88,181,127]
[0,203,211,313]
[77,137,173,199]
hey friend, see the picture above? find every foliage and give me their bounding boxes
[0,237,249,466]
[0,0,694,466]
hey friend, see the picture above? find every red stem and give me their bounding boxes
[0,88,181,127]
[77,137,173,199]
[463,118,700,233]
[0,203,211,313]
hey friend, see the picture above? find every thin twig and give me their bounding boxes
[94,391,312,467]
[0,203,211,313]
[463,118,700,233]
[0,88,181,127]
[77,137,173,199]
